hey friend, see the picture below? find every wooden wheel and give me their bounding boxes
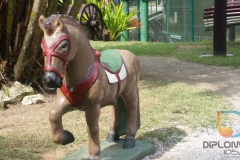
[79,3,104,40]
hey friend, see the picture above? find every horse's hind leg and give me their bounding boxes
[106,97,129,142]
[122,86,140,148]
[106,105,120,142]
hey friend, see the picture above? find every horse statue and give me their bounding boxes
[38,14,140,159]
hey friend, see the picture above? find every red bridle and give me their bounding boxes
[42,34,71,78]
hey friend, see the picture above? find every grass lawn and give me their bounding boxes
[0,79,232,160]
[91,40,240,67]
[0,40,236,159]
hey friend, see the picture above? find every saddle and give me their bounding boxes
[60,49,127,107]
[98,49,127,84]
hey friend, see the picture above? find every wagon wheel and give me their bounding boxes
[79,3,104,41]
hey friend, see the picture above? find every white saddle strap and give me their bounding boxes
[104,63,127,84]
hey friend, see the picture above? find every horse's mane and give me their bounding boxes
[45,14,86,35]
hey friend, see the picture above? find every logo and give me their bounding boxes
[202,111,240,157]
[217,111,240,138]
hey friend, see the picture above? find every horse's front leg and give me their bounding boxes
[49,89,76,145]
[85,104,101,159]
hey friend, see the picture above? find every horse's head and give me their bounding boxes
[39,15,72,88]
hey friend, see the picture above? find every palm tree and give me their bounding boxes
[14,0,43,81]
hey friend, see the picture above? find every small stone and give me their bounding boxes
[3,81,34,104]
[21,94,46,105]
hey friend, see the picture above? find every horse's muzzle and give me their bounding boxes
[43,71,63,88]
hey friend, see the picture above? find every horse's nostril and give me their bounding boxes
[43,75,49,83]
[43,71,62,88]
[43,75,53,85]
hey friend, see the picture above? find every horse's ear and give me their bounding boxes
[39,15,46,31]
[55,16,64,33]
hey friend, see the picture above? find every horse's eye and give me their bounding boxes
[61,44,68,52]
[54,40,69,54]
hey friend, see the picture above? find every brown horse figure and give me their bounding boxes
[38,14,140,159]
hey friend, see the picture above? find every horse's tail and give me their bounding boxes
[117,87,140,136]
[117,96,127,136]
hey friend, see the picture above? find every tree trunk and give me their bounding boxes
[59,0,72,14]
[69,0,85,18]
[213,0,227,56]
[6,0,14,59]
[46,0,55,17]
[13,0,24,52]
[0,1,8,59]
[51,0,59,15]
[14,0,42,81]
[26,0,48,80]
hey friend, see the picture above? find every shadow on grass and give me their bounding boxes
[137,127,187,158]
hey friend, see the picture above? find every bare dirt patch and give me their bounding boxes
[0,95,55,135]
[39,151,66,160]
[139,56,240,108]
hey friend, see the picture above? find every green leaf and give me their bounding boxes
[2,84,10,97]
[86,0,139,41]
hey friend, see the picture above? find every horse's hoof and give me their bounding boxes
[106,133,119,142]
[88,155,101,160]
[61,130,75,145]
[123,138,135,148]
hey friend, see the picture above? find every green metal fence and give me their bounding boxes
[130,0,240,42]
[162,0,214,42]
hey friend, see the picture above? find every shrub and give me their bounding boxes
[86,0,140,41]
